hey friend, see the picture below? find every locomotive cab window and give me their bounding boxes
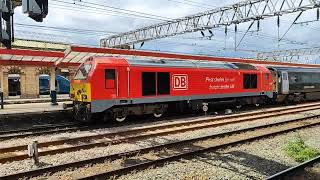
[74,63,92,80]
[157,72,170,95]
[105,69,116,89]
[142,72,156,96]
[243,74,257,89]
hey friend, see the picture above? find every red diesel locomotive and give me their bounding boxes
[70,56,274,122]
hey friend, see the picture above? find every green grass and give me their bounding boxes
[284,136,320,162]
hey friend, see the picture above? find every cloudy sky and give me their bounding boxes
[13,0,320,64]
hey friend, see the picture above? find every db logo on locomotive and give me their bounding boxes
[172,74,188,90]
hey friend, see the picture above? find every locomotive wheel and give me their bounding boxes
[153,108,163,118]
[153,112,163,118]
[115,116,126,122]
[255,103,260,107]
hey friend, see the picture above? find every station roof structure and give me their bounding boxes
[1,40,320,68]
[0,48,65,67]
[0,39,72,67]
[60,46,320,68]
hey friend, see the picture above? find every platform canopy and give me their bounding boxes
[1,46,320,68]
[0,48,65,67]
[59,46,320,68]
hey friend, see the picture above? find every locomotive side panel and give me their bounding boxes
[72,57,274,122]
[127,66,272,101]
[90,59,129,101]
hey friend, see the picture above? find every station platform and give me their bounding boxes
[3,94,70,104]
[0,101,72,116]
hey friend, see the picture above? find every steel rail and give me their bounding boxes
[0,104,319,164]
[1,102,319,141]
[1,114,320,179]
[0,123,76,135]
[0,112,204,140]
[1,102,320,152]
[266,155,320,180]
[0,123,84,140]
[79,118,320,180]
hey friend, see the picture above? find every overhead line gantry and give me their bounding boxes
[257,47,320,62]
[101,0,320,48]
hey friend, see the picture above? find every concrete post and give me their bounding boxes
[27,141,39,166]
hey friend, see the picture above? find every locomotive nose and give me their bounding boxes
[70,82,91,102]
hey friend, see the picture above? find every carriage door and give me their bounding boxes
[281,71,289,94]
[105,69,118,97]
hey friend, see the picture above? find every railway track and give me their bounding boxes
[0,123,84,141]
[1,110,320,179]
[0,103,320,164]
[1,102,319,141]
[267,155,320,179]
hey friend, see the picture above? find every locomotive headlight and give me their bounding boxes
[82,94,88,99]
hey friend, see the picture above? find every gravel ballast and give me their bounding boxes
[0,103,315,147]
[117,125,320,180]
[0,109,319,178]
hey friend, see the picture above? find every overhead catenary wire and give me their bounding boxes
[49,3,155,20]
[76,0,174,20]
[15,1,300,46]
[13,0,320,62]
[166,0,212,9]
[172,0,219,9]
[14,23,120,35]
[51,0,172,21]
[51,0,318,48]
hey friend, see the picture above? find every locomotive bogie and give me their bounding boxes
[110,103,168,119]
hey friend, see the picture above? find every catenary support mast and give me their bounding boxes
[101,0,320,48]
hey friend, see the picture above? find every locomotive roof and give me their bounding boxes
[269,66,320,73]
[123,57,257,70]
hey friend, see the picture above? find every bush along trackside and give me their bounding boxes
[284,135,320,162]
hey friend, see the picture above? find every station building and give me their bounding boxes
[0,39,78,99]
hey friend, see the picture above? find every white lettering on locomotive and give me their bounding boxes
[172,74,188,90]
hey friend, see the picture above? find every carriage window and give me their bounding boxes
[282,72,288,81]
[157,72,170,95]
[105,69,116,89]
[243,74,257,89]
[142,72,156,96]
